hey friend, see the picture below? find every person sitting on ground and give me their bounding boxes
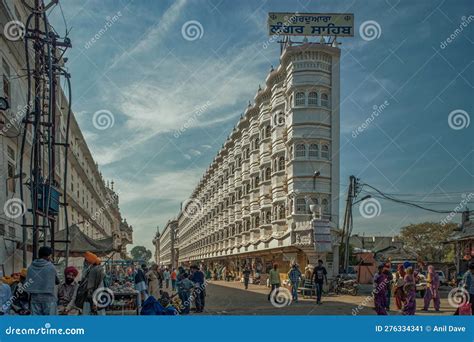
[57,266,80,315]
[11,268,30,315]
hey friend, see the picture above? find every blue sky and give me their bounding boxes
[48,0,473,251]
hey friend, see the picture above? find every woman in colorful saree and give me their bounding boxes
[394,264,406,310]
[373,264,388,315]
[423,265,440,311]
[402,266,416,315]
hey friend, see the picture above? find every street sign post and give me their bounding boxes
[268,12,354,37]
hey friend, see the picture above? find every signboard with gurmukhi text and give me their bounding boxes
[268,12,354,37]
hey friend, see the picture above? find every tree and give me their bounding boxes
[130,245,152,262]
[399,222,457,262]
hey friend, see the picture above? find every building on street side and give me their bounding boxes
[175,42,341,280]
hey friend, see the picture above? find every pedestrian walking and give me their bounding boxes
[146,265,160,298]
[171,269,177,291]
[176,269,193,314]
[455,262,474,315]
[75,251,105,315]
[134,264,149,306]
[242,266,251,290]
[190,265,206,312]
[312,259,327,304]
[287,264,302,302]
[384,263,393,311]
[394,264,406,310]
[26,246,59,315]
[267,264,281,301]
[423,265,440,311]
[402,266,416,315]
[163,268,170,289]
[373,264,388,315]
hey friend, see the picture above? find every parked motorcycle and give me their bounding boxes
[334,275,359,296]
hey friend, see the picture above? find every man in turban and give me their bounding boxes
[75,252,105,315]
[57,266,79,315]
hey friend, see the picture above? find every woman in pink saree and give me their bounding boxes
[402,267,416,315]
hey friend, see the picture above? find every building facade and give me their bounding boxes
[159,219,178,268]
[0,1,132,275]
[176,43,340,277]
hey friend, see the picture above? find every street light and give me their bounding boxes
[313,170,320,190]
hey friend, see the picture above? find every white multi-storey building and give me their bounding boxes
[0,1,132,274]
[159,219,178,268]
[177,42,340,276]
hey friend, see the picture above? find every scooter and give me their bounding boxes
[334,275,359,296]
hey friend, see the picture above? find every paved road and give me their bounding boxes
[199,281,457,315]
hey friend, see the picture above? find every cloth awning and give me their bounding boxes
[54,224,116,256]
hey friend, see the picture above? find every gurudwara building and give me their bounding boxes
[176,42,341,279]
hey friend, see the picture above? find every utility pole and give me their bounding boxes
[341,175,358,273]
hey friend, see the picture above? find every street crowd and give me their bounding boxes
[0,246,208,316]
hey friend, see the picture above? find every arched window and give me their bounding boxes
[278,205,286,219]
[309,143,319,158]
[321,144,330,159]
[321,93,329,107]
[254,137,259,150]
[295,92,305,106]
[255,216,260,228]
[265,125,271,138]
[265,167,271,180]
[295,144,306,158]
[246,183,250,194]
[266,211,271,223]
[278,156,285,171]
[322,198,329,213]
[296,198,307,213]
[254,175,259,188]
[245,148,250,159]
[308,91,318,106]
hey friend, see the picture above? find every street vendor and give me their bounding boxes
[58,266,80,315]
